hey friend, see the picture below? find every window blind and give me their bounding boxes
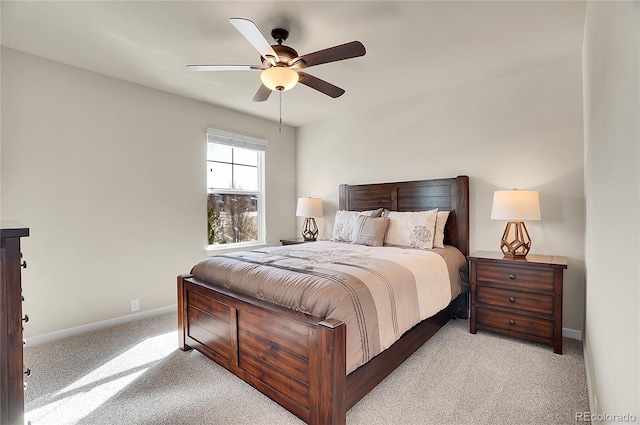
[207,128,268,152]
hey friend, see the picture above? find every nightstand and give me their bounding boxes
[279,238,315,246]
[469,251,567,354]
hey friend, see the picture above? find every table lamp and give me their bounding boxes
[296,198,323,241]
[491,190,541,258]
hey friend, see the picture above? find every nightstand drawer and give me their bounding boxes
[476,286,553,315]
[477,263,554,291]
[477,306,553,340]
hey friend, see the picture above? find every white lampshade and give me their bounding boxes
[260,66,299,91]
[491,190,541,221]
[296,198,323,217]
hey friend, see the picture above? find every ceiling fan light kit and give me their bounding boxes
[188,18,366,125]
[260,66,299,91]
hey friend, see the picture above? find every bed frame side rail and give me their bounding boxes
[344,290,468,409]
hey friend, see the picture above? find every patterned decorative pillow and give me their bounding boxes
[384,209,439,249]
[433,210,450,249]
[331,209,384,242]
[351,216,390,247]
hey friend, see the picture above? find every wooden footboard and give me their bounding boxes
[178,274,468,425]
[178,274,347,425]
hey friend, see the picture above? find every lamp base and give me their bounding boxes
[499,221,532,258]
[301,217,318,241]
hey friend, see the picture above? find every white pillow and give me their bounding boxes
[384,209,439,249]
[433,211,450,249]
[331,209,383,242]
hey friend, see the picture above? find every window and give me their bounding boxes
[206,128,267,247]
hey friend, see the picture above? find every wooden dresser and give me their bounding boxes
[1,226,30,425]
[469,251,567,354]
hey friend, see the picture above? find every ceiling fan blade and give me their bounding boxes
[291,41,365,69]
[297,72,345,98]
[229,18,279,64]
[252,84,272,102]
[187,65,262,71]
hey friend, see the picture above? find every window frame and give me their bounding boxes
[206,128,267,250]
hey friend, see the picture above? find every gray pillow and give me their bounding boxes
[366,208,385,218]
[351,216,390,247]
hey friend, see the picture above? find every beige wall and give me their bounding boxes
[1,47,297,337]
[583,1,639,418]
[297,55,586,334]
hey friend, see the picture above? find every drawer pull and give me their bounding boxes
[509,274,516,280]
[509,319,516,326]
[509,297,516,303]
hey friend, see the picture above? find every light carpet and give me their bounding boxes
[24,312,589,425]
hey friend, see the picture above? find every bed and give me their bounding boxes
[177,175,469,424]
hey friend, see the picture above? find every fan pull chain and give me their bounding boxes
[279,89,283,133]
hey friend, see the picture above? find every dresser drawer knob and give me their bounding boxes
[509,319,516,326]
[509,274,516,280]
[509,297,516,303]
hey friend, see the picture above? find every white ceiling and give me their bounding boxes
[1,1,586,128]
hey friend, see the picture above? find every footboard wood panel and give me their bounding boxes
[177,274,347,425]
[310,318,346,425]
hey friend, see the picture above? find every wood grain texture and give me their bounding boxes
[477,263,554,292]
[477,286,553,315]
[310,320,346,425]
[476,307,553,339]
[179,275,338,424]
[339,176,469,256]
[0,228,29,425]
[469,252,567,354]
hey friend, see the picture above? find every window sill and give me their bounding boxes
[206,242,268,256]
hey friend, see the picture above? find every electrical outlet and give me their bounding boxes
[131,299,140,312]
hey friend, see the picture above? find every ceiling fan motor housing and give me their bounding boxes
[262,44,299,67]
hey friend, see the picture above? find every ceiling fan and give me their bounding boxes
[187,18,366,102]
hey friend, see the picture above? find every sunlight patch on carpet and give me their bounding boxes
[25,330,177,424]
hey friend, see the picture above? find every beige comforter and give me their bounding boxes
[191,241,466,374]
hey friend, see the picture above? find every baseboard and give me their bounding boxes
[582,338,596,418]
[26,304,177,347]
[563,327,583,340]
[25,308,583,345]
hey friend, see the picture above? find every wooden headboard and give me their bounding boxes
[338,175,470,257]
